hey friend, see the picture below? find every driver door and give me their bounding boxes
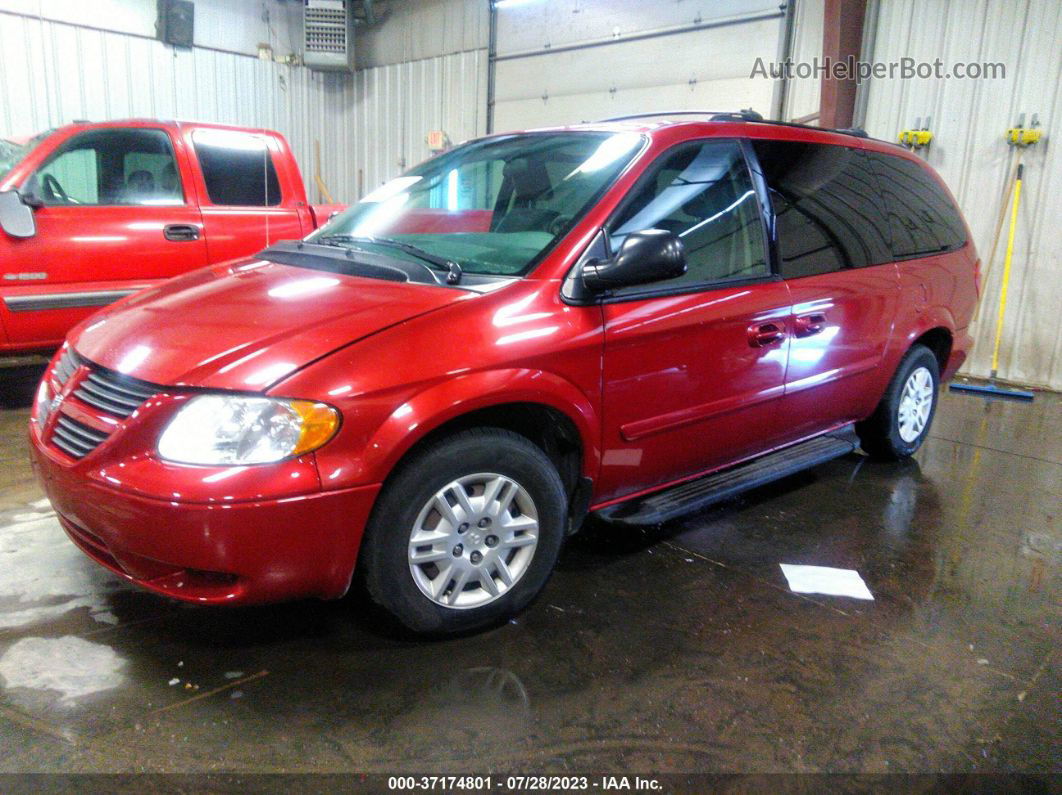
[597,139,793,503]
[4,126,207,349]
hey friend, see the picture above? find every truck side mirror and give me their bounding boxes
[582,229,687,292]
[0,190,37,239]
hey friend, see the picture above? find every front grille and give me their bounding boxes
[50,414,110,460]
[46,354,163,460]
[53,346,81,386]
[73,367,159,417]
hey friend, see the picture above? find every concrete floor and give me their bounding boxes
[0,364,1057,775]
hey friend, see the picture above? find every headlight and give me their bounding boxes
[157,395,340,465]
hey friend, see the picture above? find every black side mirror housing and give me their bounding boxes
[0,190,37,239]
[582,229,687,292]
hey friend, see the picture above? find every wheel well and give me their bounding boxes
[913,327,952,372]
[397,402,584,497]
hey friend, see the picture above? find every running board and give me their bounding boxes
[597,433,856,526]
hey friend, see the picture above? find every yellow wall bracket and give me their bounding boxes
[898,129,933,148]
[1006,127,1041,147]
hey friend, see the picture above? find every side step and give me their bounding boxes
[597,433,856,526]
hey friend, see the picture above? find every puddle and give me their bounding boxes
[0,635,126,703]
[0,508,125,630]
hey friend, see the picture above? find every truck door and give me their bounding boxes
[598,139,792,503]
[2,125,208,350]
[184,128,305,263]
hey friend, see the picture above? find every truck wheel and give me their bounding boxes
[360,428,568,635]
[856,344,940,460]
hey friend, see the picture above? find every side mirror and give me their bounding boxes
[0,190,36,239]
[582,229,686,292]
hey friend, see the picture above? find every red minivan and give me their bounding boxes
[27,113,978,634]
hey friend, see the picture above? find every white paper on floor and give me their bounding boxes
[779,564,874,600]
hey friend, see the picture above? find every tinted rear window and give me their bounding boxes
[866,151,966,258]
[193,129,281,206]
[752,141,892,277]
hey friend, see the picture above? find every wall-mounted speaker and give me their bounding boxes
[157,0,195,48]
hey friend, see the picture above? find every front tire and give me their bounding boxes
[856,344,940,460]
[360,428,568,635]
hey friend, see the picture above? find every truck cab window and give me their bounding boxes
[192,129,281,207]
[26,128,183,207]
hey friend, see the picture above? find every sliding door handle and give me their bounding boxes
[794,313,827,337]
[748,322,786,347]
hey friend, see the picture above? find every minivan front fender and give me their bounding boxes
[311,367,602,490]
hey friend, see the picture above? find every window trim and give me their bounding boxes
[565,136,779,305]
[24,127,186,208]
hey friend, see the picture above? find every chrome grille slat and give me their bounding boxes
[51,433,92,459]
[71,365,159,418]
[49,415,111,460]
[75,380,141,411]
[73,386,137,416]
[55,416,109,445]
[84,372,156,401]
[53,347,81,386]
[51,426,96,455]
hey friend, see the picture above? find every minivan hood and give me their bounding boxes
[71,258,466,390]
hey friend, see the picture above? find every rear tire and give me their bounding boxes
[856,344,940,460]
[360,428,567,635]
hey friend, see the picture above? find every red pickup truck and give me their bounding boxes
[0,119,343,355]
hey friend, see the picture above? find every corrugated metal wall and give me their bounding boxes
[862,0,1061,389]
[0,0,306,59]
[355,0,489,69]
[0,10,488,203]
[492,0,785,131]
[782,0,823,121]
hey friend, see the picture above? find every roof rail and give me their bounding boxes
[831,126,869,138]
[740,119,873,139]
[599,109,763,123]
[597,110,875,142]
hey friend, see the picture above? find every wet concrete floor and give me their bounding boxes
[0,365,1057,774]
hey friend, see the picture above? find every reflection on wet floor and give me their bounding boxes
[0,364,1057,773]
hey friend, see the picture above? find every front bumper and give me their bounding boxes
[30,430,381,605]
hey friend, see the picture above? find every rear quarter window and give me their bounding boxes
[866,151,967,258]
[192,129,282,207]
[751,140,893,277]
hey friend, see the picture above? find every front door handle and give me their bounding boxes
[163,224,200,242]
[794,313,827,337]
[748,322,786,347]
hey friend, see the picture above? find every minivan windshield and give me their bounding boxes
[309,132,644,277]
[0,131,50,183]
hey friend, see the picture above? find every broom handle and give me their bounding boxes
[990,163,1023,379]
[973,150,1022,325]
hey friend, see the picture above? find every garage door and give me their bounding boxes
[493,0,786,131]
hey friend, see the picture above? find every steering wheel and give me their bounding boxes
[548,215,573,236]
[41,173,69,203]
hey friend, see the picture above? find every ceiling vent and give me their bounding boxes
[304,0,354,72]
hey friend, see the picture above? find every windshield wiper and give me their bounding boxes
[315,234,462,283]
